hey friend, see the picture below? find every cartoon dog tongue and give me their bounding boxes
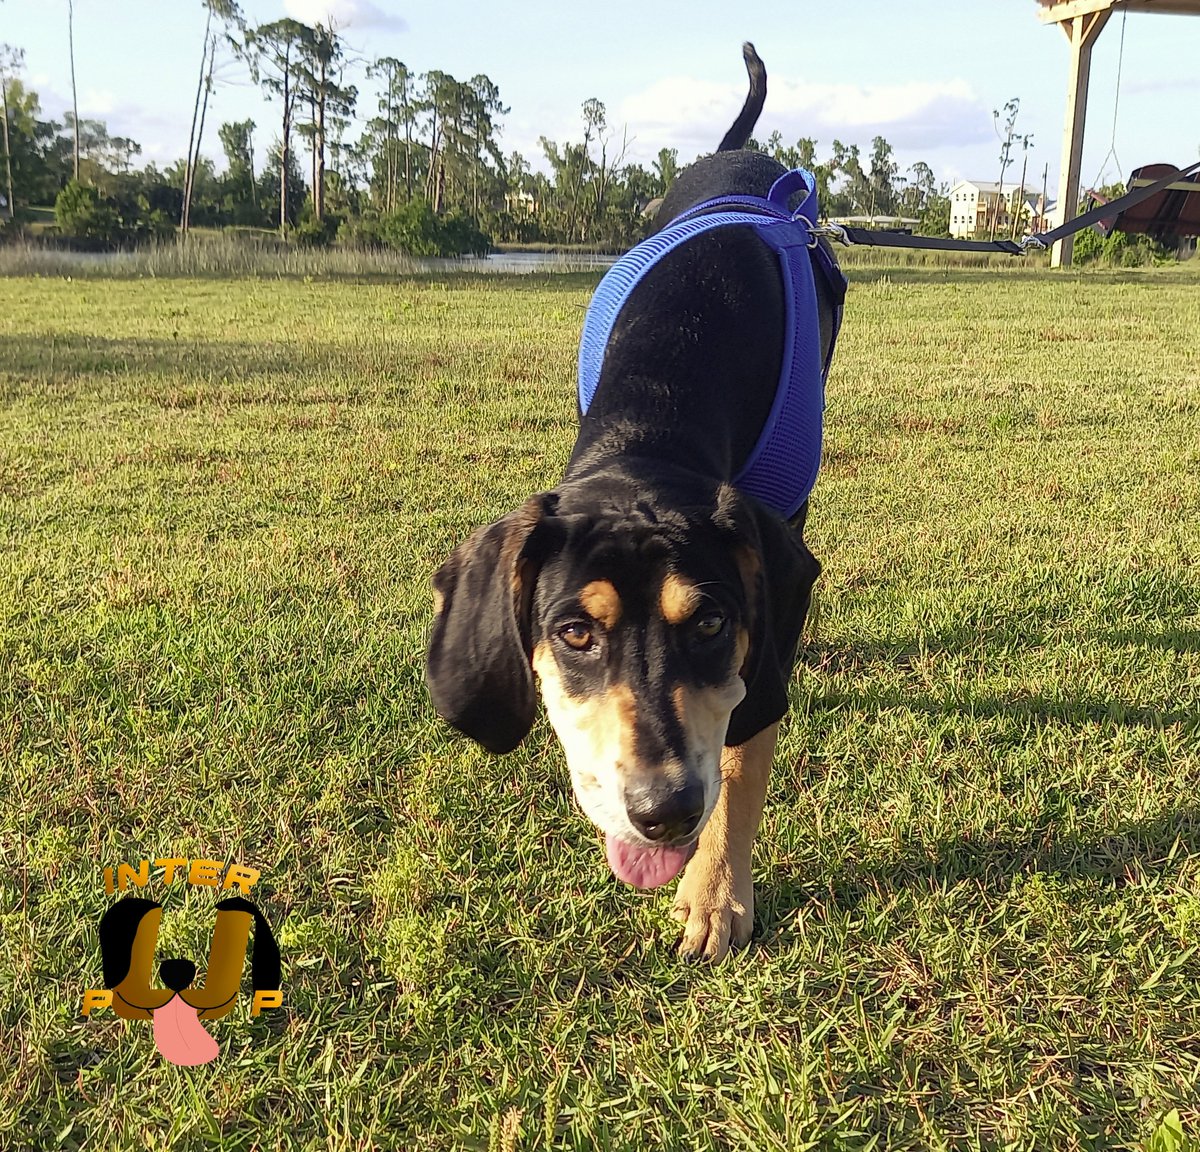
[152,996,219,1066]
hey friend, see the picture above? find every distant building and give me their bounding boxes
[829,214,920,231]
[1024,194,1055,235]
[505,189,537,216]
[949,180,1048,238]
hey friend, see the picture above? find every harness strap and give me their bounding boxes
[578,168,845,518]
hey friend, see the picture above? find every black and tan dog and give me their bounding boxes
[427,45,842,961]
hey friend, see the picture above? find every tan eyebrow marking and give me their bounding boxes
[579,580,622,629]
[659,574,701,625]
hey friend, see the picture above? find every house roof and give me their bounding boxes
[830,215,920,226]
[951,179,1039,196]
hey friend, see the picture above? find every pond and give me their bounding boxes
[0,243,619,278]
[426,251,619,274]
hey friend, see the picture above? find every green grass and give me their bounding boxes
[1,260,1199,1150]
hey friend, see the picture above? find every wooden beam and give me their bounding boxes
[1130,177,1200,192]
[1039,0,1200,23]
[1038,0,1115,23]
[1051,10,1110,267]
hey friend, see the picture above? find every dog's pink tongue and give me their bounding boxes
[152,998,219,1066]
[606,835,693,888]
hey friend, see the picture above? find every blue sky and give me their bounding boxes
[4,0,1199,198]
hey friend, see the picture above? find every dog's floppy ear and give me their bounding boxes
[426,493,557,754]
[99,897,162,988]
[215,897,281,993]
[716,485,821,748]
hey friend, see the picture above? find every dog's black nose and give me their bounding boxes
[625,780,704,842]
[159,958,196,992]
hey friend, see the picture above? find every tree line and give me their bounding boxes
[0,5,952,254]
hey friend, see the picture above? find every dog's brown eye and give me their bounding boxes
[559,622,595,651]
[695,612,726,639]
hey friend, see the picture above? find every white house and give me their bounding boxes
[504,189,537,216]
[949,180,1045,238]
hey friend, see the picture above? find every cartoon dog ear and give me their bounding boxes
[716,485,821,748]
[426,493,559,754]
[214,897,281,992]
[99,897,162,988]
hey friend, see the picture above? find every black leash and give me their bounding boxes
[833,228,1024,255]
[817,158,1200,256]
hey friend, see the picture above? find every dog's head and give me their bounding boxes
[426,474,818,887]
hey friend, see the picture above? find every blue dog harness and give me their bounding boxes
[578,168,846,518]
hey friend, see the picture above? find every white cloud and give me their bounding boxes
[283,0,407,32]
[80,88,117,116]
[31,79,191,162]
[617,74,995,163]
[1126,74,1200,96]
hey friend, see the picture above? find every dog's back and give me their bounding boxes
[568,45,837,491]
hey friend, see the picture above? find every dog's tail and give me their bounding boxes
[717,42,767,152]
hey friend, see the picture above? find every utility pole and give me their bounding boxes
[248,122,257,210]
[182,5,214,240]
[0,46,19,220]
[1011,134,1034,241]
[68,0,80,181]
[1,80,11,220]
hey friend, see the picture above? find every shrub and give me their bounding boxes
[917,196,951,238]
[1101,229,1164,267]
[337,214,386,249]
[1072,225,1104,264]
[294,206,340,247]
[54,181,175,248]
[336,201,492,257]
[379,199,446,257]
[438,209,491,257]
[0,213,23,245]
[54,181,123,247]
[1071,225,1169,267]
[358,201,491,257]
[134,196,176,244]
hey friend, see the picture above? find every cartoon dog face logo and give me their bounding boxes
[96,895,281,1066]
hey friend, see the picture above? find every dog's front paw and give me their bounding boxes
[670,857,753,962]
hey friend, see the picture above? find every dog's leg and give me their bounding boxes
[672,721,779,961]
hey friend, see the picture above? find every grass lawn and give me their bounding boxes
[1,259,1198,1150]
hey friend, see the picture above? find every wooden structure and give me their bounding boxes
[1036,0,1200,266]
[1113,163,1200,240]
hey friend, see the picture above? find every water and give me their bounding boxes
[0,244,619,277]
[422,251,619,274]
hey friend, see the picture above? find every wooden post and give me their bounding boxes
[1052,10,1109,267]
